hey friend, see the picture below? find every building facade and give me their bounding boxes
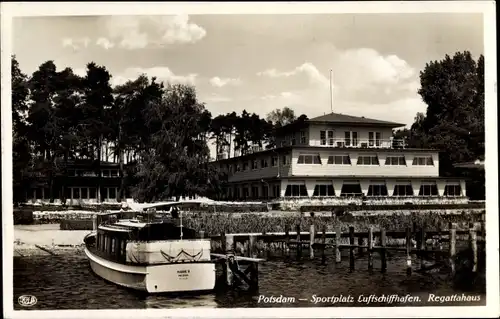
[211,112,467,202]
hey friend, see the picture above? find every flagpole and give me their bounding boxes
[329,69,333,113]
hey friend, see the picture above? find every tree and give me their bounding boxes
[410,51,484,198]
[266,106,296,127]
[131,83,222,202]
[12,56,31,204]
[81,62,114,202]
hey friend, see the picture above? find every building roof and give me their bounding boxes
[308,112,406,128]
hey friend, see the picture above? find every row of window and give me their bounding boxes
[297,154,433,166]
[229,155,291,173]
[68,169,120,177]
[224,183,462,198]
[320,130,382,147]
[96,232,127,261]
[27,187,120,200]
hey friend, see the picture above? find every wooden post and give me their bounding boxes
[199,230,205,239]
[284,224,290,257]
[349,226,355,271]
[469,223,478,273]
[225,234,234,286]
[321,226,326,265]
[221,233,227,284]
[368,227,373,271]
[92,214,98,231]
[449,222,456,276]
[380,229,387,273]
[296,223,301,259]
[309,223,315,260]
[249,235,256,258]
[406,227,412,276]
[335,227,342,263]
[419,225,426,270]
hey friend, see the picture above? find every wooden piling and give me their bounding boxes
[380,229,387,273]
[321,226,326,265]
[368,227,373,271]
[296,223,302,259]
[349,226,355,271]
[419,225,426,270]
[449,223,456,276]
[309,224,315,260]
[469,223,478,273]
[335,227,342,263]
[249,235,256,258]
[221,233,227,283]
[405,227,412,276]
[284,225,290,256]
[225,235,235,286]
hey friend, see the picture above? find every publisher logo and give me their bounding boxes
[18,295,37,307]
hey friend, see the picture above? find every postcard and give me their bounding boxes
[1,1,498,318]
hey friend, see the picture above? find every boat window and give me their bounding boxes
[111,238,116,254]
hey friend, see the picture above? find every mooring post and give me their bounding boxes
[349,226,355,271]
[249,235,256,258]
[296,223,302,259]
[225,234,235,286]
[470,223,478,273]
[449,222,456,276]
[380,229,387,273]
[321,225,326,265]
[368,227,373,271]
[284,224,290,256]
[335,226,341,263]
[309,223,315,260]
[199,230,205,239]
[419,224,426,270]
[406,227,412,276]
[358,236,364,256]
[92,214,98,231]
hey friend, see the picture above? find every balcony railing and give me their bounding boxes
[303,138,407,149]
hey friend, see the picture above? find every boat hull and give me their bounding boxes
[85,247,216,293]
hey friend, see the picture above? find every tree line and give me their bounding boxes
[12,50,485,203]
[11,56,304,203]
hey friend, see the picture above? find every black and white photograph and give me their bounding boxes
[2,2,498,319]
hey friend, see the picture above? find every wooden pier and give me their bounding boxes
[209,220,485,289]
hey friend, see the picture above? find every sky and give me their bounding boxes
[12,13,484,156]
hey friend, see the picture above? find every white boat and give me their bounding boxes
[83,202,216,294]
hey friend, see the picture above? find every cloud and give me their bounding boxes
[96,37,115,50]
[111,66,197,87]
[102,15,206,50]
[204,93,232,103]
[209,76,242,87]
[257,62,329,87]
[61,37,90,51]
[72,68,86,77]
[261,91,299,101]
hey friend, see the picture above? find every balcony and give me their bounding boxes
[307,138,407,149]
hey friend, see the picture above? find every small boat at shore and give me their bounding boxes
[83,201,216,294]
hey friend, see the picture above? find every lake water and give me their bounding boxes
[13,251,485,310]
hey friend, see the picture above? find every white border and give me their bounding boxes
[1,2,498,319]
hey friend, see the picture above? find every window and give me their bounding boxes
[352,132,358,146]
[300,131,306,144]
[243,162,249,171]
[235,188,241,199]
[291,136,296,145]
[73,187,80,199]
[313,184,335,196]
[412,156,434,166]
[385,156,407,166]
[444,185,462,196]
[393,184,414,196]
[273,185,281,198]
[284,184,308,197]
[271,156,278,167]
[111,170,119,177]
[297,154,322,164]
[88,188,96,199]
[102,170,109,177]
[419,182,438,196]
[108,187,116,199]
[243,187,249,198]
[261,158,268,168]
[251,186,259,198]
[251,160,258,170]
[327,155,351,165]
[367,183,388,196]
[340,182,363,197]
[262,185,269,198]
[344,131,351,146]
[357,155,379,165]
[376,132,381,146]
[111,238,116,254]
[81,188,88,199]
[320,131,326,145]
[282,156,289,166]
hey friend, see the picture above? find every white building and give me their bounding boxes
[211,112,467,204]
